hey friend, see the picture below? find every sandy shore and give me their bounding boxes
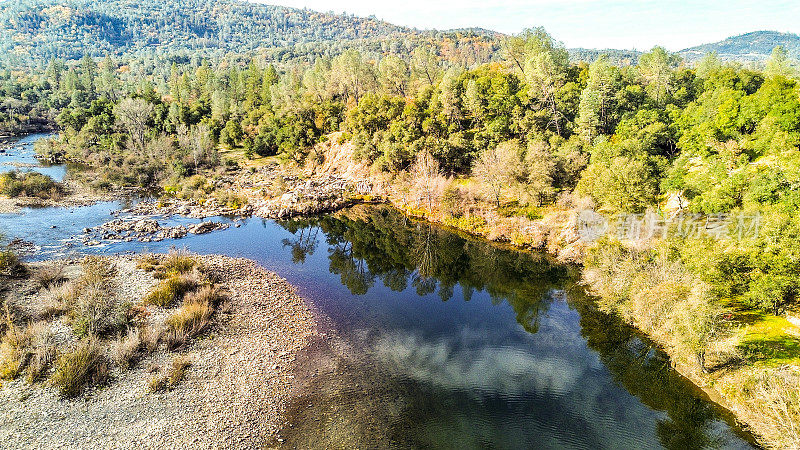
[0,255,317,449]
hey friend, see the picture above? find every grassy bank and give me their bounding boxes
[0,251,222,397]
[374,178,799,448]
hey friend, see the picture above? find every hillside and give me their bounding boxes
[0,0,500,67]
[567,48,641,65]
[1,0,797,68]
[680,30,800,62]
[0,0,404,63]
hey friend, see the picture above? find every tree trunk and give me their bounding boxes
[696,351,709,373]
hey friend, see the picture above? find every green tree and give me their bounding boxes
[577,55,619,141]
[638,46,680,106]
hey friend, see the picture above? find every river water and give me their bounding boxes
[0,135,755,449]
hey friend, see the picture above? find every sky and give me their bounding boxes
[255,0,800,51]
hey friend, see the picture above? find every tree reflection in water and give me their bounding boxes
[275,206,753,449]
[278,206,568,333]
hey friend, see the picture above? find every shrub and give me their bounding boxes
[148,356,191,392]
[0,250,27,278]
[440,184,464,218]
[34,260,66,288]
[142,275,197,307]
[24,323,57,383]
[50,338,109,398]
[0,171,62,199]
[497,201,543,220]
[165,301,213,348]
[79,256,116,288]
[162,251,197,275]
[168,356,191,386]
[139,251,198,280]
[148,373,168,392]
[136,254,160,272]
[109,328,142,370]
[584,238,723,371]
[0,321,33,380]
[71,285,129,337]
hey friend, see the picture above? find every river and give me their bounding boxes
[0,134,755,449]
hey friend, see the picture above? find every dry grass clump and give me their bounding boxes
[183,284,224,307]
[164,302,212,349]
[0,316,34,380]
[140,324,162,353]
[0,249,27,278]
[148,355,191,392]
[163,285,223,350]
[138,250,198,279]
[109,328,143,370]
[50,337,109,398]
[163,251,197,274]
[142,274,198,307]
[33,260,66,288]
[24,322,57,383]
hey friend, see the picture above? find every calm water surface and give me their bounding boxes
[0,135,755,449]
[0,133,65,181]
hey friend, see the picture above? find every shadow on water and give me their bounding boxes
[273,206,755,449]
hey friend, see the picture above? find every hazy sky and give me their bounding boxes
[255,0,799,51]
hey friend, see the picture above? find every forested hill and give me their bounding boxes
[680,31,800,61]
[1,0,797,68]
[0,0,501,67]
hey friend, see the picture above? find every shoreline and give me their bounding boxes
[0,254,318,448]
[379,198,779,448]
[0,138,779,446]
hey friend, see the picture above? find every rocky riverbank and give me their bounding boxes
[116,171,376,222]
[0,254,317,448]
[82,218,233,245]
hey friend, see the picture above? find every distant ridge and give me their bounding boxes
[680,31,800,62]
[0,0,796,67]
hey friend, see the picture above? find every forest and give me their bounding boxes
[0,0,500,68]
[2,26,800,322]
[1,0,800,445]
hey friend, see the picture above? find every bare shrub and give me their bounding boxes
[749,367,800,447]
[24,323,57,383]
[33,260,66,288]
[148,355,191,392]
[109,328,142,370]
[473,141,521,207]
[410,150,447,211]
